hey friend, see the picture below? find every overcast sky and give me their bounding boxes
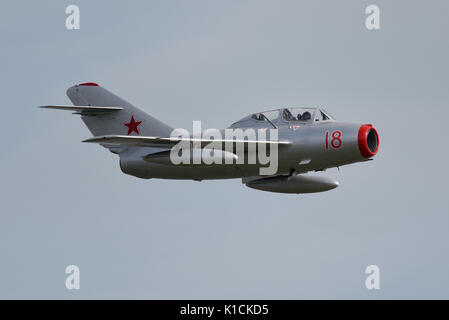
[1,0,448,299]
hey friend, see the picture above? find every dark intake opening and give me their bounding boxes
[367,129,378,153]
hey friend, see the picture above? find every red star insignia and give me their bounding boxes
[123,115,142,135]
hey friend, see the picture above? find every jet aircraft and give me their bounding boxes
[41,83,379,193]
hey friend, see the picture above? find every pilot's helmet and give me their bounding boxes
[297,113,302,120]
[302,111,311,120]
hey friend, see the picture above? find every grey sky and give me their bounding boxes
[1,0,448,298]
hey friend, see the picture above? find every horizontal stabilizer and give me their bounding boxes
[83,135,291,149]
[39,105,123,115]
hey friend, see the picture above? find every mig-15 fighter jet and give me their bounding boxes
[41,83,379,194]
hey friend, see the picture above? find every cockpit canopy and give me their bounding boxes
[230,107,334,128]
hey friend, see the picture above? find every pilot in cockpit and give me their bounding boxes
[302,111,311,121]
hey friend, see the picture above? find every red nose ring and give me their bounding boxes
[358,124,379,158]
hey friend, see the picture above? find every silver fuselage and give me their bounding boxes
[119,120,371,180]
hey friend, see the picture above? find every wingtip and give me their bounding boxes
[82,135,110,143]
[82,137,97,143]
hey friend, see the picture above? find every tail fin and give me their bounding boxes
[65,82,173,137]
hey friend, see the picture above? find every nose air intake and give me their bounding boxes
[358,124,379,158]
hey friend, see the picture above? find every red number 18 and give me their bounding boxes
[325,130,342,150]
